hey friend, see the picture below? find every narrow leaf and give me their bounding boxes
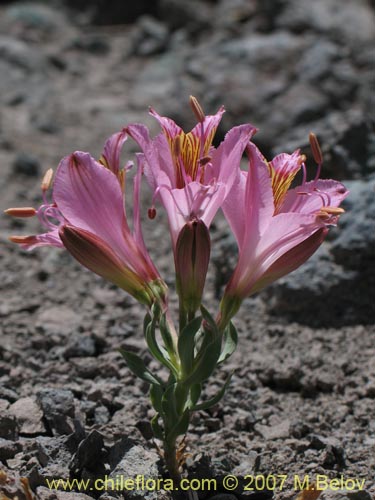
[151,413,164,441]
[218,322,238,363]
[193,372,233,411]
[119,348,161,386]
[166,410,190,442]
[177,316,202,376]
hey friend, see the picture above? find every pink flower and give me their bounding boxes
[6,134,166,306]
[219,137,348,326]
[126,97,257,249]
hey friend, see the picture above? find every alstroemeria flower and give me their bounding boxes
[126,97,257,249]
[219,138,348,326]
[6,135,167,307]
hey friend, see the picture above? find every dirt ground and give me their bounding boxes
[0,1,374,499]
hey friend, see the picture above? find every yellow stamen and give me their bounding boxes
[189,95,205,123]
[309,132,323,165]
[41,168,54,191]
[4,207,37,218]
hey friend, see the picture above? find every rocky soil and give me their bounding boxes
[0,1,374,499]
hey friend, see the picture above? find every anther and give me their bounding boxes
[148,207,156,220]
[189,96,205,123]
[41,168,54,191]
[8,235,35,244]
[309,132,323,165]
[4,207,37,218]
[199,156,212,166]
[173,135,182,157]
[319,206,345,216]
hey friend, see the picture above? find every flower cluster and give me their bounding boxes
[6,97,348,481]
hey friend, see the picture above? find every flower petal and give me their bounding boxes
[269,150,303,212]
[209,123,257,187]
[59,225,150,303]
[280,179,349,214]
[250,227,328,294]
[53,152,145,274]
[100,129,127,177]
[9,229,63,250]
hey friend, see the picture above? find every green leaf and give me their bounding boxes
[151,413,164,440]
[150,383,164,413]
[192,372,233,411]
[182,331,221,386]
[159,313,176,355]
[200,305,217,330]
[145,318,177,376]
[166,410,190,442]
[177,316,202,376]
[189,384,202,406]
[218,322,238,364]
[161,383,178,424]
[119,348,162,386]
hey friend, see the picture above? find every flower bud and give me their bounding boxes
[175,219,210,316]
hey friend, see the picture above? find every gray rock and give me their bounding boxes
[36,306,81,336]
[9,397,45,435]
[37,388,75,435]
[109,444,160,499]
[0,400,18,439]
[0,437,22,460]
[64,335,97,359]
[12,152,40,176]
[36,486,94,499]
[70,430,105,473]
[5,3,65,35]
[130,16,169,57]
[255,420,291,440]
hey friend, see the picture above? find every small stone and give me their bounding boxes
[70,430,105,473]
[0,437,22,461]
[64,335,97,359]
[9,397,45,435]
[12,152,40,176]
[255,419,291,440]
[109,444,160,498]
[37,388,75,435]
[94,406,110,425]
[36,486,94,499]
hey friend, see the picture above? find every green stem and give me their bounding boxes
[164,438,181,485]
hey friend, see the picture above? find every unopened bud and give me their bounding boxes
[189,95,205,123]
[175,219,210,316]
[41,168,54,191]
[309,132,323,165]
[5,207,36,218]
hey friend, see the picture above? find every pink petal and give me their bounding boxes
[10,229,63,250]
[53,152,142,272]
[280,179,349,214]
[232,212,324,298]
[223,141,274,253]
[209,123,257,187]
[59,225,149,302]
[189,106,225,154]
[250,227,328,294]
[101,129,127,177]
[149,108,183,139]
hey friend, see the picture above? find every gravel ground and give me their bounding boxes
[0,1,374,499]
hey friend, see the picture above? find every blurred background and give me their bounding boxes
[0,3,375,498]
